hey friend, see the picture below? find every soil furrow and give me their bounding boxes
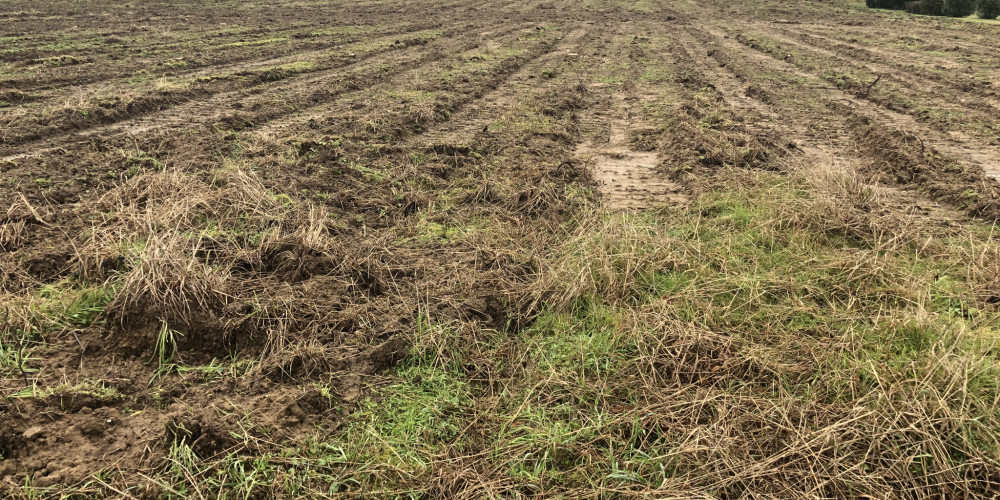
[249,23,570,143]
[0,24,524,162]
[0,21,448,103]
[774,25,1000,98]
[691,22,1000,182]
[754,25,1000,120]
[0,24,480,155]
[398,27,594,149]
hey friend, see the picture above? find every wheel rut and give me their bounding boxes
[577,89,686,209]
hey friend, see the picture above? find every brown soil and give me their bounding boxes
[578,89,687,209]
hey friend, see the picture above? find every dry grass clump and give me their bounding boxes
[64,164,360,356]
[104,232,228,332]
[621,302,745,388]
[785,158,1000,311]
[78,168,274,336]
[257,205,343,281]
[779,159,924,249]
[966,240,1000,305]
[1,195,45,254]
[0,295,35,343]
[0,220,26,253]
[89,165,288,247]
[937,225,1000,307]
[531,209,691,312]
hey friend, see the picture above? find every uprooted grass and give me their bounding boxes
[72,164,391,356]
[1,161,391,391]
[70,165,1000,498]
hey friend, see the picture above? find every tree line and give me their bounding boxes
[867,0,1000,18]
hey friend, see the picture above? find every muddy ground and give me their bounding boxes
[2,0,1000,496]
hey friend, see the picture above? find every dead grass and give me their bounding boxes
[105,231,228,332]
[531,208,690,311]
[0,219,25,252]
[125,164,996,498]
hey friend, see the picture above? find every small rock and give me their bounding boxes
[23,426,45,441]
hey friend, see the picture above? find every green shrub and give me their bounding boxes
[906,0,944,14]
[943,0,975,16]
[979,0,1000,18]
[867,0,907,8]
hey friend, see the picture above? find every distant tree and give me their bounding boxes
[978,0,1000,18]
[943,0,976,15]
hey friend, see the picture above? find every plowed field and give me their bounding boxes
[3,0,1000,497]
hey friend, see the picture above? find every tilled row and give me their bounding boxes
[0,0,482,91]
[661,11,1000,219]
